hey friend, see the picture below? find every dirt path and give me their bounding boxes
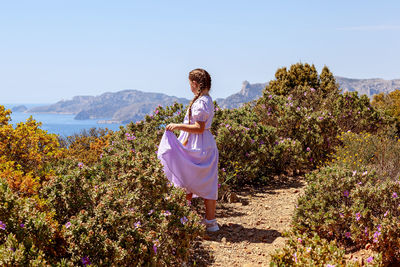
[189,175,306,266]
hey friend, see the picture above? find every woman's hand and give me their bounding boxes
[166,123,181,131]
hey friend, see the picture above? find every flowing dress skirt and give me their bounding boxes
[157,130,219,200]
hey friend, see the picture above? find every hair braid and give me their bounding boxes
[188,88,202,125]
[182,68,212,146]
[187,68,212,124]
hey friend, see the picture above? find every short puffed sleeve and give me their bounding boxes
[192,98,210,122]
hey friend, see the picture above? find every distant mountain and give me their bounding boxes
[335,76,400,97]
[11,105,28,112]
[28,90,190,124]
[216,77,400,109]
[216,81,268,109]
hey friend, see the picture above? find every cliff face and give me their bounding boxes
[216,81,268,109]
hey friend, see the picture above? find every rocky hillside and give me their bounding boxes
[336,76,400,97]
[28,90,189,124]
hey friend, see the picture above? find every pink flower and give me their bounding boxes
[393,192,398,198]
[180,216,188,224]
[0,221,5,230]
[65,222,71,228]
[293,252,297,263]
[162,210,171,216]
[306,147,310,152]
[373,231,381,243]
[345,232,351,238]
[343,190,349,197]
[297,237,302,243]
[355,213,361,221]
[82,256,91,266]
[153,239,160,254]
[78,162,84,168]
[134,221,141,229]
[367,256,373,263]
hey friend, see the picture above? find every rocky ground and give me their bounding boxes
[188,175,305,266]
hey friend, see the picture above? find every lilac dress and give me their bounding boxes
[157,95,219,200]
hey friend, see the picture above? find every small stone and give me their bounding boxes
[229,192,239,203]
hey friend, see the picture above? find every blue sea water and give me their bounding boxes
[2,103,126,137]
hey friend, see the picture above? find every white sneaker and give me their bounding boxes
[202,218,220,232]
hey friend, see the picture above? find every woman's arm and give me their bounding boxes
[166,121,205,134]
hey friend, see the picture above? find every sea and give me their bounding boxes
[2,103,126,137]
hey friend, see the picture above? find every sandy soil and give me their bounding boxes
[188,175,305,266]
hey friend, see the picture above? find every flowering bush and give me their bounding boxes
[213,104,303,186]
[59,127,113,167]
[40,118,204,265]
[0,105,63,196]
[372,89,400,134]
[0,178,65,265]
[272,130,400,265]
[269,232,376,266]
[291,135,400,264]
[255,63,389,171]
[333,131,400,179]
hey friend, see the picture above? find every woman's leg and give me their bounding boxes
[204,199,216,220]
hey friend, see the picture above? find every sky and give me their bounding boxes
[1,0,399,104]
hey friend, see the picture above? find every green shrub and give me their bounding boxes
[40,119,204,265]
[334,131,400,179]
[293,164,400,264]
[0,178,66,265]
[269,232,377,266]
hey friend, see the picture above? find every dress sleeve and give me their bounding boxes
[192,98,210,122]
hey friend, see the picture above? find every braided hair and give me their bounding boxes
[187,68,212,124]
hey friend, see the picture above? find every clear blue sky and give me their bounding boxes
[1,0,399,103]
